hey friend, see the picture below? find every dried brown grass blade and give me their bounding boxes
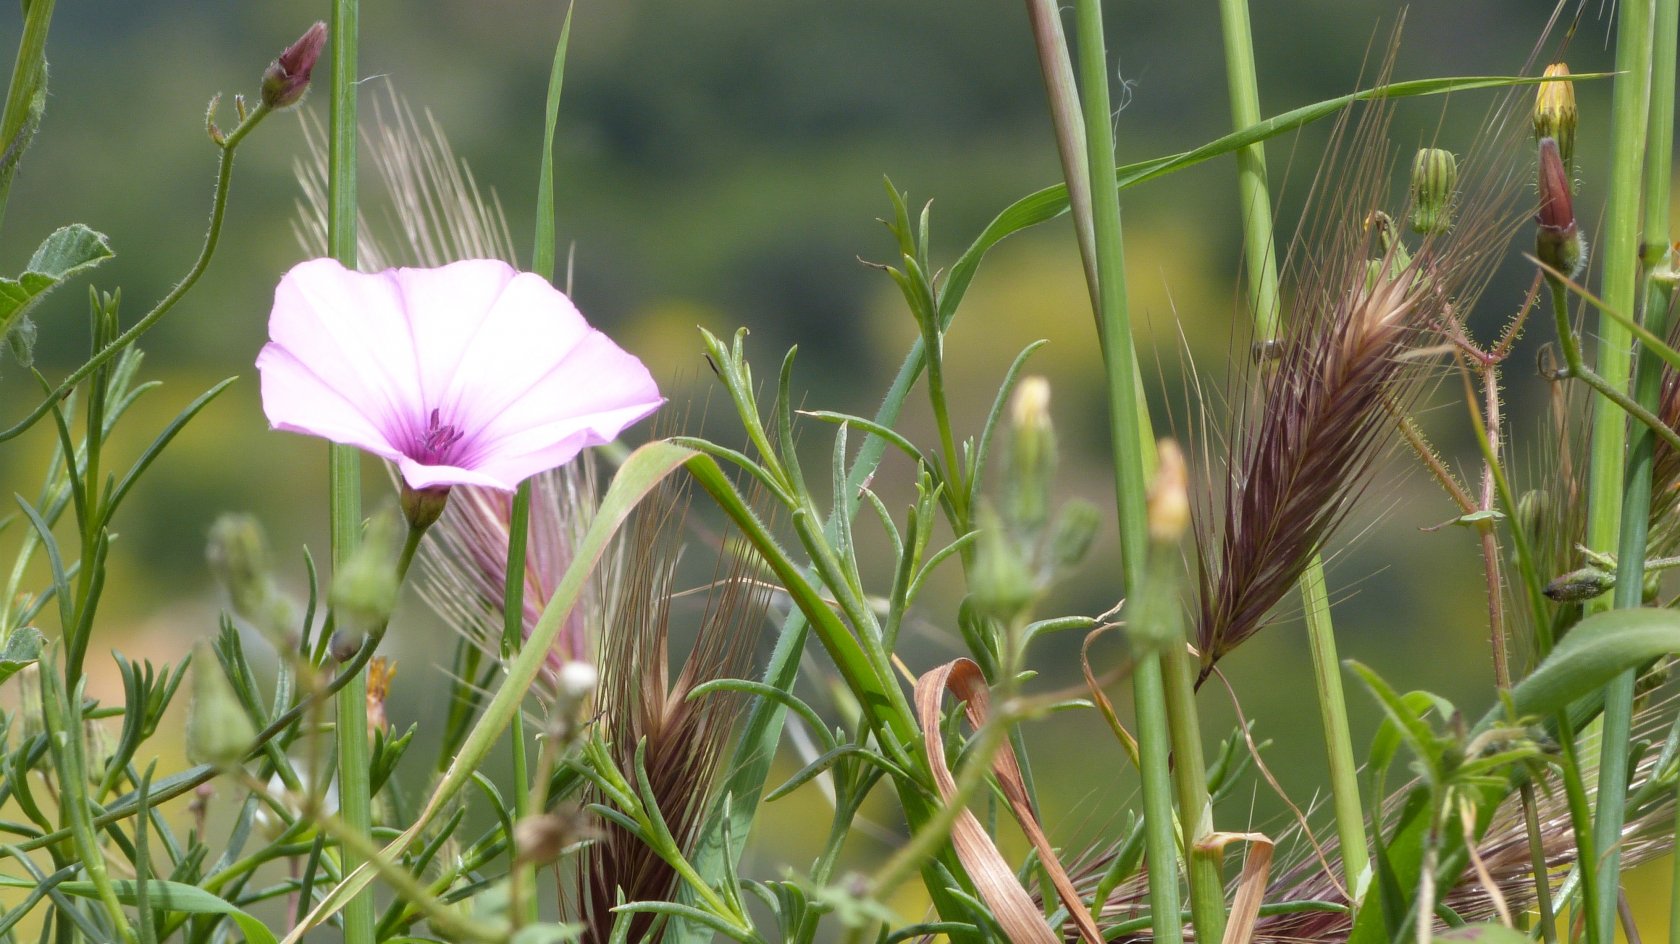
[915,658,1102,944]
[1081,626,1140,768]
[1208,831,1273,944]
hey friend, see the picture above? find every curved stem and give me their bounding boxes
[0,102,270,443]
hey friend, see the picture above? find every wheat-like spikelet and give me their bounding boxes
[1194,32,1538,682]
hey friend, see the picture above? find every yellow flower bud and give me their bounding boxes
[1534,63,1577,173]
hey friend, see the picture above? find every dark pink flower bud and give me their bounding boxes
[261,22,327,110]
[1536,137,1585,277]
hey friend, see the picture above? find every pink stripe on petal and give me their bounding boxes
[257,344,405,458]
[268,260,426,429]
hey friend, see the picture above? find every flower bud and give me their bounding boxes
[261,22,327,110]
[1408,148,1458,235]
[1050,499,1101,569]
[1146,440,1190,544]
[970,507,1037,622]
[366,657,396,740]
[207,514,295,644]
[330,510,403,657]
[186,640,257,768]
[1533,63,1576,174]
[1005,377,1056,531]
[1536,138,1586,278]
[83,719,115,787]
[400,483,450,532]
[1543,566,1615,603]
[16,664,44,745]
[513,813,572,866]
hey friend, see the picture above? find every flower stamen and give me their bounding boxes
[416,408,465,465]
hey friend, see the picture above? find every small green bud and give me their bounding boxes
[329,510,404,659]
[1543,566,1615,603]
[1533,63,1576,174]
[186,640,257,768]
[83,719,115,787]
[1005,376,1057,531]
[207,514,295,644]
[1049,499,1101,569]
[1408,148,1458,235]
[16,664,44,745]
[400,483,450,532]
[970,506,1037,622]
[1515,490,1549,541]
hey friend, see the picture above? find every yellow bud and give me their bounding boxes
[1534,63,1577,173]
[1147,440,1190,544]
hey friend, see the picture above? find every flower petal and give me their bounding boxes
[263,258,425,446]
[395,455,522,492]
[256,343,405,462]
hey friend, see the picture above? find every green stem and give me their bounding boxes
[1583,0,1658,907]
[1212,0,1369,904]
[0,101,270,443]
[1158,590,1225,941]
[1301,557,1370,899]
[1068,2,1178,939]
[0,0,55,231]
[501,480,536,929]
[1214,0,1281,342]
[326,5,371,944]
[40,671,135,944]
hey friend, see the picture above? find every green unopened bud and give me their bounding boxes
[16,664,44,745]
[1363,211,1413,288]
[1543,566,1615,603]
[1533,63,1576,174]
[83,719,115,787]
[1515,490,1549,541]
[1050,500,1101,569]
[400,483,450,532]
[1005,377,1056,531]
[970,506,1037,622]
[207,514,295,644]
[186,640,257,768]
[1408,148,1458,235]
[329,510,403,660]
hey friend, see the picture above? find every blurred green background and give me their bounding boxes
[2,0,1670,932]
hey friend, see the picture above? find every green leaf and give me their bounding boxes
[1476,607,1680,733]
[530,5,574,280]
[941,73,1605,323]
[0,625,43,685]
[59,880,277,944]
[0,224,114,364]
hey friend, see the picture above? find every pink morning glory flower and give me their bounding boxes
[257,258,662,493]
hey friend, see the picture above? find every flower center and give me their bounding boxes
[415,408,464,465]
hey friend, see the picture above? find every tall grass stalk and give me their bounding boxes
[1213,0,1370,904]
[1632,5,1680,943]
[1587,3,1661,938]
[1068,1,1184,941]
[1642,0,1680,937]
[325,4,373,944]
